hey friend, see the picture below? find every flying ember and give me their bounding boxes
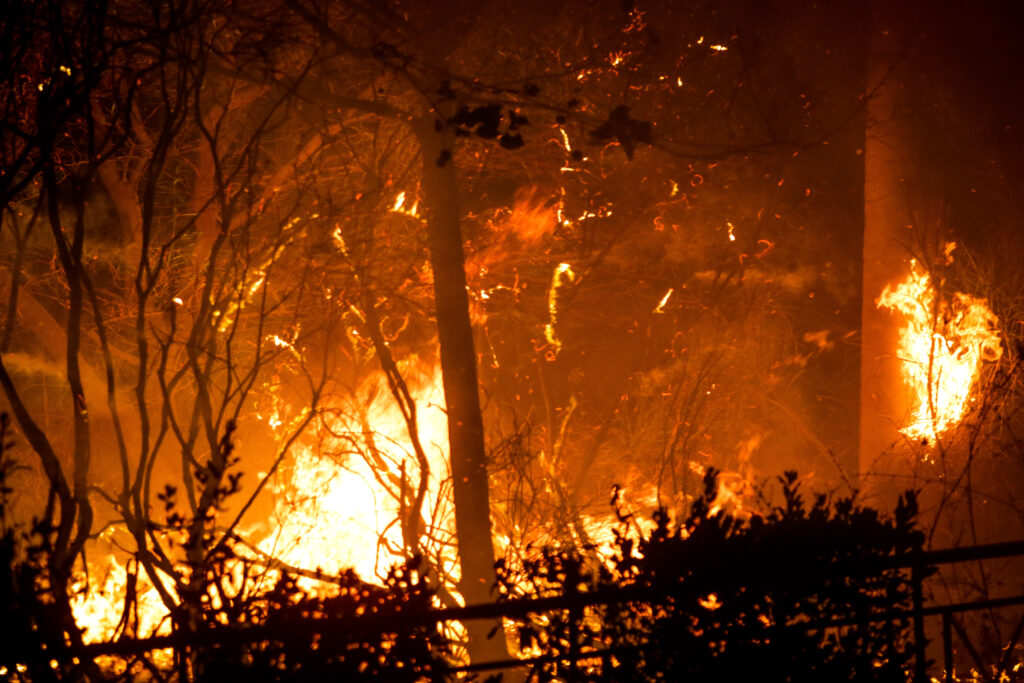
[876,257,1002,443]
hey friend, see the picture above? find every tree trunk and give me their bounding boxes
[416,114,511,666]
[860,5,914,484]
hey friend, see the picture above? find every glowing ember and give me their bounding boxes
[653,288,674,314]
[698,593,722,610]
[390,191,420,217]
[877,258,1002,443]
[544,262,577,356]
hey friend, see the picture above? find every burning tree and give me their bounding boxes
[857,2,1024,672]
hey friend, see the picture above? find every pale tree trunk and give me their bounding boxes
[416,114,511,666]
[860,5,915,487]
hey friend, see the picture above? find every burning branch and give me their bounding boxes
[877,257,1002,445]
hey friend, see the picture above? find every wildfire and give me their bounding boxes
[258,366,452,586]
[71,558,172,644]
[71,366,452,645]
[877,258,1002,443]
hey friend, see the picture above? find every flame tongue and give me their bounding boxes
[72,367,452,644]
[259,366,452,586]
[877,259,1002,443]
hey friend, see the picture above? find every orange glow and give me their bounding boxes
[72,367,453,642]
[503,189,558,243]
[877,259,1002,443]
[258,365,453,587]
[71,557,172,644]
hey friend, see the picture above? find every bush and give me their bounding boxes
[498,470,925,682]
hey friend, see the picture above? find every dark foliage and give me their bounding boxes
[447,103,530,150]
[497,469,925,682]
[588,105,653,159]
[0,415,94,682]
[192,560,450,683]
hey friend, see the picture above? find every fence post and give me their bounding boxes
[568,592,581,683]
[942,609,953,683]
[912,555,927,683]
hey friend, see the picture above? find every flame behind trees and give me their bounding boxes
[0,0,919,673]
[877,257,1002,444]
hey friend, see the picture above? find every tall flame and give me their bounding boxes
[72,367,452,644]
[258,366,452,585]
[877,259,1002,443]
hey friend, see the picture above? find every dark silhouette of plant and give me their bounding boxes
[193,560,450,683]
[498,469,926,682]
[0,414,102,681]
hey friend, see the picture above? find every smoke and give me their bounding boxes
[1,352,66,382]
[498,188,557,244]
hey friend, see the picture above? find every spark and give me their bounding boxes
[332,225,346,252]
[390,191,419,217]
[653,288,674,314]
[544,263,577,356]
[698,593,722,610]
[557,189,572,228]
[727,221,736,242]
[270,333,304,361]
[247,275,266,297]
[559,128,572,152]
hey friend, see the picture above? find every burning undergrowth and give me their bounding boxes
[2,411,931,683]
[877,248,1003,446]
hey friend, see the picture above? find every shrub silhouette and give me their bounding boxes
[192,560,450,682]
[498,469,925,682]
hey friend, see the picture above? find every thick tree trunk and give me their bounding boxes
[860,7,914,484]
[416,115,510,665]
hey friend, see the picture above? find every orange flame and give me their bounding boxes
[72,367,453,643]
[258,366,453,586]
[71,558,172,644]
[877,259,1002,443]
